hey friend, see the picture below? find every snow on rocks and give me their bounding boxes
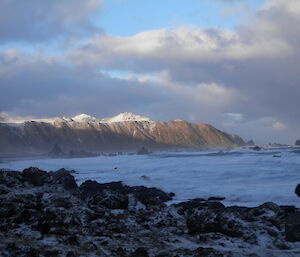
[1,168,300,256]
[72,114,97,123]
[101,112,153,123]
[1,112,154,125]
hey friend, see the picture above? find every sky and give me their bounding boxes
[0,0,300,144]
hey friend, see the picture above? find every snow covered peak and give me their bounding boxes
[0,112,61,124]
[102,112,152,123]
[1,112,154,125]
[72,114,96,122]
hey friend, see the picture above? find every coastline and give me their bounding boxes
[1,167,300,256]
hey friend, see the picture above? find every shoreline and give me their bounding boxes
[1,167,300,256]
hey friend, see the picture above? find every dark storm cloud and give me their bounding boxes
[0,0,102,43]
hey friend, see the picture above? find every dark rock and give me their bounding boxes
[137,147,151,155]
[176,198,206,215]
[285,212,300,242]
[131,247,149,257]
[80,180,173,206]
[45,250,60,257]
[280,205,296,214]
[206,201,225,209]
[89,191,128,209]
[0,170,24,187]
[0,185,9,194]
[295,184,300,197]
[0,168,299,256]
[22,167,50,186]
[130,186,173,206]
[295,140,300,146]
[208,196,225,201]
[34,221,51,235]
[252,146,261,151]
[52,168,78,189]
[66,251,77,257]
[114,247,128,256]
[194,247,224,257]
[176,199,225,215]
[80,180,127,195]
[187,208,243,237]
[273,154,281,158]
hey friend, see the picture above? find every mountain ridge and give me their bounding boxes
[0,112,245,155]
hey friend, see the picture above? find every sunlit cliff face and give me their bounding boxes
[0,112,243,155]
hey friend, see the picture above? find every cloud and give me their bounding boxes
[68,26,291,73]
[0,0,102,43]
[1,0,300,144]
[65,0,300,143]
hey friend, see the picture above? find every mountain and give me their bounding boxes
[0,112,245,155]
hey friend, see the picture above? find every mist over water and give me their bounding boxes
[1,147,300,207]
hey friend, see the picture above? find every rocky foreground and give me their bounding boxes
[1,168,300,257]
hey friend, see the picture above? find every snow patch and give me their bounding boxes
[101,112,153,123]
[72,113,96,122]
[1,112,154,125]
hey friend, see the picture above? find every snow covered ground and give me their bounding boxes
[1,147,300,207]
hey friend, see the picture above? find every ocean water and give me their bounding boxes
[1,147,300,207]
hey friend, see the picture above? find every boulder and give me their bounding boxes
[0,170,24,187]
[88,191,128,209]
[52,168,78,190]
[79,180,173,206]
[22,167,50,186]
[252,146,262,151]
[130,186,173,206]
[131,247,149,257]
[80,180,127,195]
[295,184,300,197]
[285,212,300,242]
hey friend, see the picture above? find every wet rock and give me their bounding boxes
[176,199,224,215]
[130,186,173,206]
[1,168,300,256]
[80,180,173,206]
[194,247,224,257]
[52,168,78,189]
[186,208,244,237]
[252,146,262,151]
[208,196,225,201]
[0,185,9,194]
[89,191,128,209]
[295,184,300,197]
[22,167,50,186]
[0,170,24,187]
[131,247,149,257]
[80,180,127,195]
[176,198,206,215]
[285,212,300,242]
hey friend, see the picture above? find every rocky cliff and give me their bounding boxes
[0,112,245,155]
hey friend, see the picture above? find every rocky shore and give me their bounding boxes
[1,168,300,256]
